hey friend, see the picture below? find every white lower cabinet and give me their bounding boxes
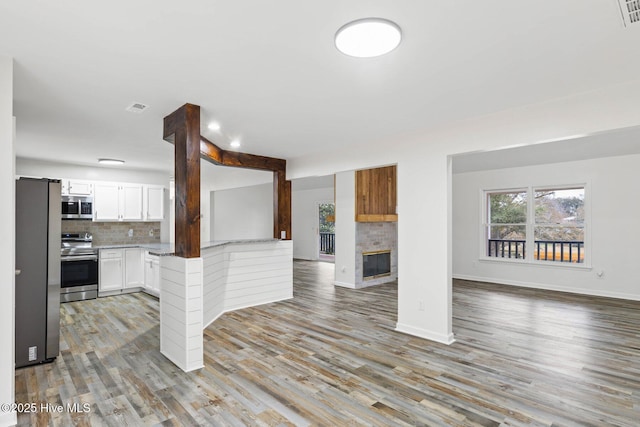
[99,249,124,293]
[99,248,147,296]
[144,251,161,296]
[125,248,144,288]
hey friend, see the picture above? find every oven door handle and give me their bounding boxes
[61,255,98,262]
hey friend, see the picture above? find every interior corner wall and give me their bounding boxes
[0,55,16,427]
[291,185,334,260]
[211,183,273,240]
[453,154,640,300]
[334,171,356,287]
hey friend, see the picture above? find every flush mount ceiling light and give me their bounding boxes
[207,122,221,131]
[230,139,241,149]
[98,158,125,165]
[335,18,402,58]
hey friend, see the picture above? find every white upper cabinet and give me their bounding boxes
[66,178,165,222]
[94,182,143,221]
[61,179,93,196]
[93,182,120,221]
[120,183,144,221]
[68,180,93,196]
[145,185,165,221]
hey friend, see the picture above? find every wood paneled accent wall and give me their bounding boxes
[355,165,398,222]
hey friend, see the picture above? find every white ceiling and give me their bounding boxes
[452,125,640,174]
[1,1,639,174]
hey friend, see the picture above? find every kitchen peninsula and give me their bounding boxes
[160,238,293,372]
[97,238,293,372]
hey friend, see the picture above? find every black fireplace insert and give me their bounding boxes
[363,251,391,279]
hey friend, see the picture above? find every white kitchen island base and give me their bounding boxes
[159,239,293,372]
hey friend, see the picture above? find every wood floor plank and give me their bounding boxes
[13,261,640,426]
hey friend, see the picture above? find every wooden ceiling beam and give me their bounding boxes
[164,103,292,247]
[200,136,286,172]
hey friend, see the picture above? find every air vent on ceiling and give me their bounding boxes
[617,0,640,27]
[125,102,149,113]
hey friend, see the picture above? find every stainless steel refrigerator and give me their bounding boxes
[15,178,61,368]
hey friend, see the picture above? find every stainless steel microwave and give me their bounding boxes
[61,196,93,220]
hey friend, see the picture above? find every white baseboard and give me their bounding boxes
[0,411,16,427]
[334,281,356,289]
[453,274,640,301]
[224,295,293,314]
[160,350,204,373]
[395,323,456,345]
[203,295,293,329]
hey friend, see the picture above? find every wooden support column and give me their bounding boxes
[163,103,201,258]
[273,169,291,240]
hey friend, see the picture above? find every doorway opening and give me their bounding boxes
[318,202,335,263]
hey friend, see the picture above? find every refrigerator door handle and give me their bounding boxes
[15,269,21,276]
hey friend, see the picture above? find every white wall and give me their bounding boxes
[334,171,356,287]
[285,79,640,345]
[0,55,16,427]
[211,183,273,241]
[291,185,334,260]
[200,163,272,242]
[453,154,640,300]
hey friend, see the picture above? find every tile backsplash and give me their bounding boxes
[62,220,161,246]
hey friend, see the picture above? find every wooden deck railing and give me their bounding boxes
[488,239,584,263]
[320,232,335,254]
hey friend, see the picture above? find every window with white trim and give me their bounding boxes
[484,185,586,264]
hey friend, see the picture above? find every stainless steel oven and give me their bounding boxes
[61,233,98,302]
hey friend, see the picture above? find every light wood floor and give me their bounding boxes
[15,260,640,426]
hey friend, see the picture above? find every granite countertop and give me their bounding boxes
[95,238,281,256]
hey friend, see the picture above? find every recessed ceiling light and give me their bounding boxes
[230,140,241,149]
[335,18,402,58]
[98,158,125,165]
[208,122,221,131]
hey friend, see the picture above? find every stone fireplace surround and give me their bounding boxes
[355,222,398,288]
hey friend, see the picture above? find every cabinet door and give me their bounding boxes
[152,258,161,292]
[68,180,93,196]
[144,257,153,290]
[144,254,161,293]
[99,257,123,291]
[125,248,144,288]
[121,184,143,221]
[61,179,69,196]
[145,186,165,221]
[94,183,120,221]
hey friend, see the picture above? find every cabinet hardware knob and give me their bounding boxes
[15,269,21,276]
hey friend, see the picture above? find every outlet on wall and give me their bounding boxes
[418,300,425,311]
